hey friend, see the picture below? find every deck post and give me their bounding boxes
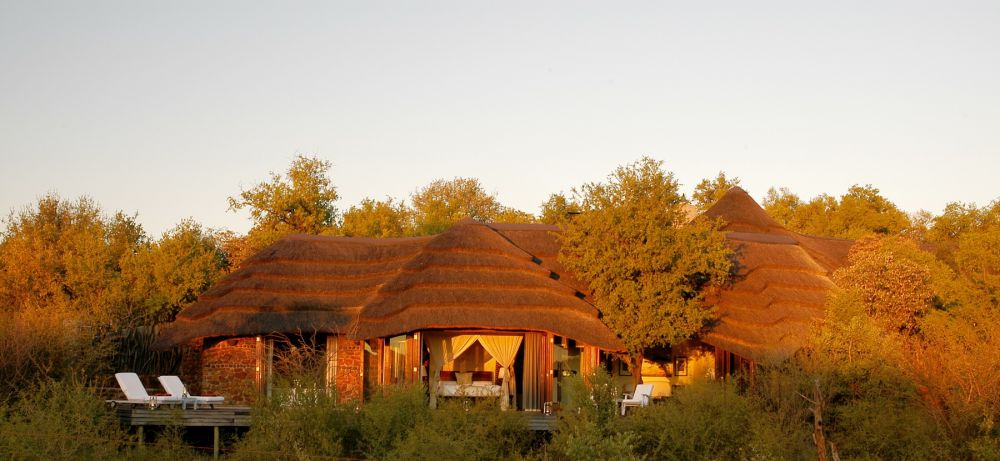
[213,426,220,459]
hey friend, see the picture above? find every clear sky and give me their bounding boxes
[2,1,998,236]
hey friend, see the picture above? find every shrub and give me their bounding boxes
[620,380,751,460]
[359,384,431,460]
[0,379,127,461]
[826,374,952,461]
[0,309,111,403]
[388,398,533,461]
[539,371,641,461]
[229,388,361,461]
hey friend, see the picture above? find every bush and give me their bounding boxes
[0,309,111,403]
[827,374,952,461]
[229,388,361,460]
[621,380,751,460]
[0,379,127,461]
[388,398,533,461]
[539,371,641,461]
[360,384,431,460]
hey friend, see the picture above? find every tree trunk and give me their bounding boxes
[810,379,829,461]
[632,351,644,388]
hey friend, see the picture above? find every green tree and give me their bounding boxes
[558,157,733,383]
[927,199,1000,270]
[692,171,741,210]
[956,227,1000,309]
[410,177,533,235]
[832,185,912,238]
[119,220,229,324]
[928,201,999,243]
[228,155,339,252]
[341,197,413,238]
[539,192,580,225]
[0,195,145,318]
[763,185,911,239]
[832,236,958,332]
[911,303,1000,446]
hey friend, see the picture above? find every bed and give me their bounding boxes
[436,371,502,397]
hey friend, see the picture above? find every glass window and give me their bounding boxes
[385,335,409,384]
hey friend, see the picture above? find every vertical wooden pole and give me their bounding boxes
[213,426,220,460]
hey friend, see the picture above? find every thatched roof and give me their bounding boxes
[702,187,852,361]
[156,187,851,363]
[153,219,623,350]
[152,234,431,349]
[354,219,622,348]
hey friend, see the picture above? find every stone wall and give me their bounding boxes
[200,336,260,404]
[335,337,364,403]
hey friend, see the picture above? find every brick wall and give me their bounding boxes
[201,337,260,404]
[335,337,364,403]
[179,339,204,394]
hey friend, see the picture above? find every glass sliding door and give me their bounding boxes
[552,336,582,405]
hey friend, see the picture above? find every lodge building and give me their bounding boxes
[152,188,852,409]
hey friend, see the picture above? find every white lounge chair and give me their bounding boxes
[113,372,181,408]
[158,375,225,409]
[620,383,654,416]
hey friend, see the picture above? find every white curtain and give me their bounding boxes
[426,333,479,408]
[478,335,523,411]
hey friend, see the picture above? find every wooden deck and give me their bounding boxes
[112,403,250,458]
[113,404,251,427]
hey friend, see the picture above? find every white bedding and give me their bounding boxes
[437,380,503,397]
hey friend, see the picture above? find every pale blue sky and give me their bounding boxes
[2,1,998,236]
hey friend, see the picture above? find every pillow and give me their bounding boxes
[456,372,473,386]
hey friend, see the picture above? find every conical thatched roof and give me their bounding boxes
[156,187,851,363]
[702,187,853,361]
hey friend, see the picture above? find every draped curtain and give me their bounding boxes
[521,332,545,411]
[425,332,524,410]
[426,333,480,408]
[477,335,523,410]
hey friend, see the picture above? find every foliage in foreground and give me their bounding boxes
[0,379,205,461]
[230,384,534,461]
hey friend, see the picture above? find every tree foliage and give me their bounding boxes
[119,220,229,323]
[410,177,532,235]
[926,199,1000,306]
[558,157,733,376]
[832,236,958,332]
[805,229,1000,457]
[0,195,144,318]
[341,197,412,238]
[0,194,229,391]
[763,184,912,239]
[691,171,741,210]
[228,155,339,252]
[538,192,579,226]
